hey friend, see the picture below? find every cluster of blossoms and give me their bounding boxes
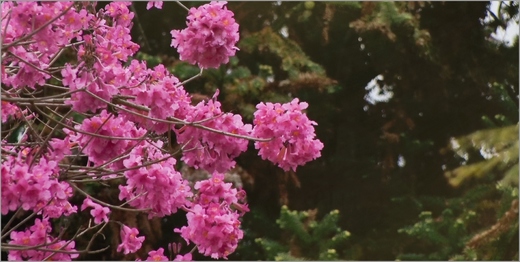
[1,1,87,90]
[171,1,240,68]
[120,64,193,135]
[1,148,76,218]
[63,2,140,113]
[8,217,79,260]
[1,101,20,123]
[119,140,194,218]
[252,98,324,171]
[138,247,192,261]
[176,94,252,173]
[175,173,248,259]
[64,110,147,169]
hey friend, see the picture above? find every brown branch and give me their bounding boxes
[467,199,519,248]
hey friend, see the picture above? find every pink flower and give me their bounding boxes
[46,136,72,161]
[81,197,96,211]
[117,225,145,255]
[90,205,110,224]
[81,197,111,224]
[171,1,239,68]
[146,1,163,10]
[174,253,193,261]
[145,248,169,261]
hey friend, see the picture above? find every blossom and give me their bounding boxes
[174,253,193,261]
[81,198,110,224]
[117,225,145,255]
[171,1,239,68]
[146,1,163,10]
[145,248,169,261]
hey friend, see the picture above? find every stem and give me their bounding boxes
[130,3,151,53]
[175,68,203,88]
[29,110,73,168]
[69,182,150,212]
[176,1,190,12]
[1,200,52,240]
[0,207,23,235]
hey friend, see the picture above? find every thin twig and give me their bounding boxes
[176,1,191,12]
[69,182,150,212]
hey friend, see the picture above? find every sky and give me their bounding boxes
[487,1,519,46]
[364,1,519,106]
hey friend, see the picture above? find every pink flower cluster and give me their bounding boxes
[8,217,79,260]
[65,110,146,168]
[171,1,240,69]
[121,64,192,135]
[1,1,89,90]
[62,64,119,113]
[1,152,76,218]
[1,101,20,123]
[119,141,193,218]
[176,96,252,173]
[252,98,324,171]
[175,173,247,259]
[104,2,135,28]
[61,2,139,113]
[117,225,145,255]
[45,136,72,162]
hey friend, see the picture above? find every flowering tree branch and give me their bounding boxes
[1,1,324,260]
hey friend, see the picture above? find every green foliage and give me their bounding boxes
[398,182,518,260]
[169,61,201,81]
[135,52,162,68]
[397,113,519,260]
[239,27,326,79]
[446,124,518,187]
[255,206,351,261]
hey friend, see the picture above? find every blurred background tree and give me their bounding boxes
[127,1,519,260]
[3,1,514,260]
